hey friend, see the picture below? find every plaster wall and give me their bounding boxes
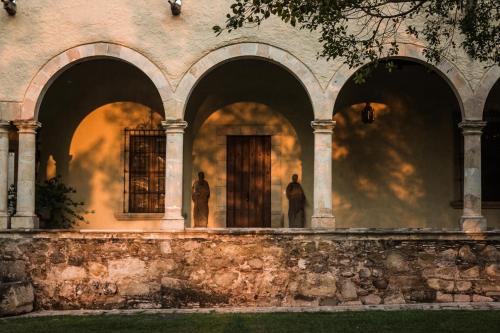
[332,62,483,229]
[36,59,500,230]
[0,0,493,109]
[191,102,304,228]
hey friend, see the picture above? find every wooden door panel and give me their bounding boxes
[227,136,271,228]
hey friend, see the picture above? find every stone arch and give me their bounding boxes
[173,43,325,120]
[325,44,473,120]
[21,42,173,120]
[475,66,500,120]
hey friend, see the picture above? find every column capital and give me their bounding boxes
[0,120,10,133]
[14,120,41,134]
[161,119,188,134]
[311,119,336,133]
[459,120,486,135]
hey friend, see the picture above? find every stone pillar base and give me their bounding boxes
[460,216,487,232]
[0,214,8,229]
[11,215,39,229]
[311,215,336,229]
[160,218,185,230]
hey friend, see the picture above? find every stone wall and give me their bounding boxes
[0,230,499,312]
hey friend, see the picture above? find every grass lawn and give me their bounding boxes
[1,310,499,333]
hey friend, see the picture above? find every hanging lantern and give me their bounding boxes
[2,0,16,16]
[168,0,182,15]
[361,102,374,124]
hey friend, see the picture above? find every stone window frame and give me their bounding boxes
[212,125,284,228]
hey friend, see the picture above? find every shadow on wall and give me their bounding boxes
[61,102,163,229]
[191,102,303,228]
[334,90,461,228]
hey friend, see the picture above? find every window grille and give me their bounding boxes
[124,129,165,213]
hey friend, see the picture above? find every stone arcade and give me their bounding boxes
[0,1,499,316]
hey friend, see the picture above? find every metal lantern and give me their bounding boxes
[2,0,16,16]
[361,102,374,124]
[168,0,182,15]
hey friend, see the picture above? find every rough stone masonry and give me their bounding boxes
[0,230,499,315]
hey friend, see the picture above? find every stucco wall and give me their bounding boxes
[0,0,494,107]
[0,1,498,230]
[191,102,305,228]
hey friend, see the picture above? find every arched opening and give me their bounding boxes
[183,59,314,228]
[333,59,462,228]
[483,78,500,228]
[38,59,165,229]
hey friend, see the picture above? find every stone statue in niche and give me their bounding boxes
[192,171,210,227]
[286,174,305,228]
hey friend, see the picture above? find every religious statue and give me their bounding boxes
[286,174,305,228]
[192,171,210,227]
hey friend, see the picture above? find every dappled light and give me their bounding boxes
[333,60,462,229]
[45,155,57,180]
[192,102,302,228]
[68,102,163,229]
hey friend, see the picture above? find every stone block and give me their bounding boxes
[383,293,405,304]
[458,245,477,263]
[214,272,238,288]
[485,264,500,278]
[361,294,381,305]
[384,252,409,272]
[339,280,357,300]
[159,241,172,255]
[427,278,454,292]
[479,283,500,293]
[481,245,500,262]
[10,216,39,229]
[388,276,421,292]
[439,249,457,262]
[148,259,176,276]
[472,294,494,302]
[456,281,472,292]
[161,277,183,289]
[0,281,34,316]
[117,279,151,296]
[298,273,337,298]
[108,258,146,279]
[453,294,471,302]
[0,260,27,282]
[436,292,453,303]
[60,266,87,281]
[460,266,480,279]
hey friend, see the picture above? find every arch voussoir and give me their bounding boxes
[21,42,173,120]
[174,42,324,120]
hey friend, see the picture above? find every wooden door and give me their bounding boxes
[227,136,271,228]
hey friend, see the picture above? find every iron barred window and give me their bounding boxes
[124,129,165,213]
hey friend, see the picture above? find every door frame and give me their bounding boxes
[214,125,283,228]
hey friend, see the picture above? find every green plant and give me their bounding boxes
[35,176,91,229]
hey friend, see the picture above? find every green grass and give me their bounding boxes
[1,311,499,333]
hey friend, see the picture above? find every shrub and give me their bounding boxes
[35,176,90,229]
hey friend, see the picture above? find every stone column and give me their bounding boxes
[0,121,10,229]
[459,120,487,232]
[311,119,336,228]
[11,120,41,229]
[161,119,188,230]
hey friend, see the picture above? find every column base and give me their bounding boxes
[0,214,9,229]
[460,216,487,232]
[160,217,185,230]
[11,215,39,229]
[311,215,336,229]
